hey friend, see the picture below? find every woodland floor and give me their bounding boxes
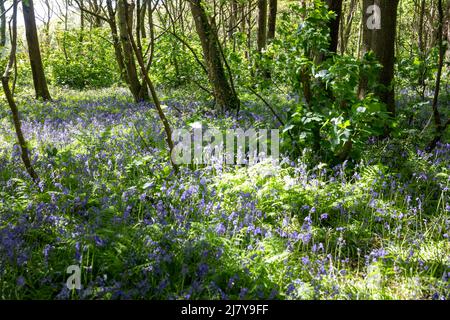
[0,87,449,299]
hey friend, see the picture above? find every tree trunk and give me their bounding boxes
[229,0,238,49]
[246,1,252,59]
[121,0,177,170]
[0,0,6,46]
[446,0,450,61]
[257,0,268,52]
[136,0,142,49]
[92,0,103,28]
[80,0,85,32]
[240,2,246,34]
[139,0,147,39]
[22,0,51,101]
[359,0,399,117]
[431,0,445,131]
[189,0,240,112]
[326,0,343,53]
[106,0,127,83]
[418,0,426,54]
[2,0,39,182]
[117,0,146,102]
[267,0,277,41]
[340,0,357,54]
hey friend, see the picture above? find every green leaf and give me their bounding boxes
[283,125,295,133]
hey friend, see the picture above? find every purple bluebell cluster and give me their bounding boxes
[0,91,449,300]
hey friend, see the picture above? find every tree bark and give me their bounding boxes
[80,0,85,32]
[240,2,246,34]
[121,0,177,170]
[139,0,147,39]
[228,0,238,48]
[0,0,6,46]
[431,0,446,133]
[117,0,146,102]
[340,0,357,54]
[189,0,240,112]
[106,0,127,83]
[2,0,39,182]
[267,0,277,41]
[257,0,268,52]
[22,0,51,101]
[446,0,450,61]
[418,0,426,54]
[326,0,343,53]
[359,0,399,117]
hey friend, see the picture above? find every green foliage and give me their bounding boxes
[397,47,439,96]
[259,2,391,161]
[47,28,119,89]
[151,33,206,89]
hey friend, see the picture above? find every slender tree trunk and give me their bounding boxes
[105,0,127,83]
[147,0,156,68]
[22,0,51,101]
[316,0,343,63]
[229,0,238,51]
[121,0,177,170]
[80,0,85,32]
[326,0,343,53]
[418,0,426,54]
[267,0,277,41]
[42,0,51,48]
[246,1,252,59]
[139,0,147,39]
[359,0,399,117]
[117,0,145,102]
[136,0,142,49]
[417,0,427,98]
[427,0,449,150]
[93,0,103,27]
[257,0,268,52]
[431,0,445,130]
[240,2,246,34]
[2,1,39,182]
[446,0,450,60]
[189,0,240,112]
[357,1,363,59]
[0,0,6,46]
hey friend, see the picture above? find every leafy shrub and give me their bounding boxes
[257,2,391,162]
[151,33,206,89]
[47,28,119,89]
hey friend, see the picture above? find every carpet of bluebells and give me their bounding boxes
[0,88,449,299]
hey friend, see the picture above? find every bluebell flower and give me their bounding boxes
[17,276,25,287]
[301,256,310,265]
[239,287,249,299]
